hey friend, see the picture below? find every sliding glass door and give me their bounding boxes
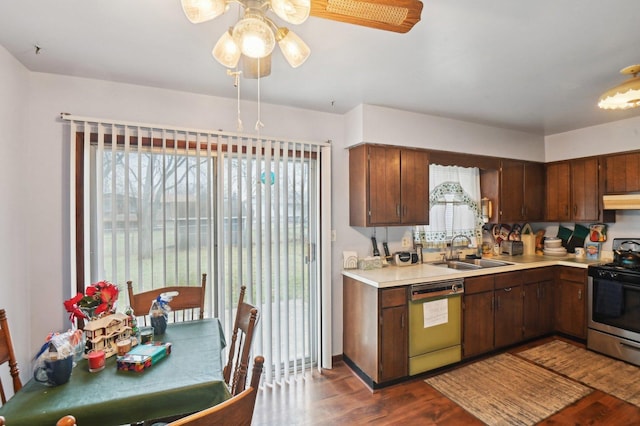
[70,120,329,386]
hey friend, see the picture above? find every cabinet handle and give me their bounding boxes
[401,313,405,328]
[521,206,525,219]
[396,204,401,217]
[578,289,582,300]
[496,295,501,310]
[565,206,569,216]
[503,287,512,292]
[491,296,495,311]
[574,205,578,215]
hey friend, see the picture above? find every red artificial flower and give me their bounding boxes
[63,281,119,322]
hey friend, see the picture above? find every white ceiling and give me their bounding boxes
[1,0,640,136]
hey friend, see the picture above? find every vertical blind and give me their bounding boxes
[64,115,332,386]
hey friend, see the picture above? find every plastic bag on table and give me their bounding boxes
[149,291,178,335]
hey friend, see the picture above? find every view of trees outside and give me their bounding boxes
[91,140,318,376]
[96,148,213,301]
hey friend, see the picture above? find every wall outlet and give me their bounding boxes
[401,236,411,248]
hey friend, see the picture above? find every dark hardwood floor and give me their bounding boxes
[253,337,640,425]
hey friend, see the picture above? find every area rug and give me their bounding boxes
[519,339,640,407]
[425,353,591,425]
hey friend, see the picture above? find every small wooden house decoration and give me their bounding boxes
[84,313,135,358]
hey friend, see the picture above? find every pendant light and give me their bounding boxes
[598,64,640,110]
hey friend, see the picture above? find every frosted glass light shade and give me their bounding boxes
[212,29,241,68]
[598,77,640,110]
[232,16,276,59]
[181,0,227,24]
[277,28,310,68]
[598,65,640,110]
[270,0,310,25]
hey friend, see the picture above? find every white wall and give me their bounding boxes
[0,45,30,394]
[356,104,545,160]
[545,115,640,162]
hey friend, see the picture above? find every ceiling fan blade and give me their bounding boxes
[310,0,423,33]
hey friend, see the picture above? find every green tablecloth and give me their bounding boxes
[0,318,230,426]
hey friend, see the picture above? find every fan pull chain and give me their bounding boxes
[228,69,243,132]
[255,60,264,133]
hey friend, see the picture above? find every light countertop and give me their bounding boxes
[341,254,605,288]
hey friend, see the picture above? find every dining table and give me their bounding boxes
[0,318,231,426]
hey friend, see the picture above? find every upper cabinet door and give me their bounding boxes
[368,146,402,225]
[571,157,599,222]
[605,152,640,193]
[500,160,525,222]
[523,162,545,221]
[499,160,544,222]
[545,162,571,222]
[400,149,429,224]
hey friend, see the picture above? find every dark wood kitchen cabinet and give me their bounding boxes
[342,276,407,386]
[349,144,429,227]
[500,160,545,222]
[522,267,554,340]
[604,151,640,193]
[493,271,524,348]
[379,287,408,383]
[545,158,600,222]
[463,271,524,358]
[462,275,495,358]
[545,161,571,221]
[554,266,587,339]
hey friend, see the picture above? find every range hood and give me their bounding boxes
[603,194,640,210]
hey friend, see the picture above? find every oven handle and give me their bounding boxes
[620,341,640,352]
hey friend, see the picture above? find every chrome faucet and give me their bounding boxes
[449,234,472,260]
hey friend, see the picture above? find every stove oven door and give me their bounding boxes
[588,276,640,342]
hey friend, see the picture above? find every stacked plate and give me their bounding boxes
[544,238,567,256]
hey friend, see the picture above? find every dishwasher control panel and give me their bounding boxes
[410,279,464,301]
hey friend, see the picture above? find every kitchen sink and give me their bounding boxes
[431,258,512,270]
[459,258,513,268]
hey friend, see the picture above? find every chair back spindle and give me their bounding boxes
[223,286,259,396]
[0,309,22,405]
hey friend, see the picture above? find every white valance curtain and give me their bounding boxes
[416,164,482,248]
[63,114,332,387]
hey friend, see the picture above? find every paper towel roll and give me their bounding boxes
[521,234,536,255]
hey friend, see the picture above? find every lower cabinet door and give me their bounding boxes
[494,285,523,348]
[463,291,494,358]
[379,305,407,382]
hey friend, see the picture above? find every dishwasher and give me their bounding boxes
[408,278,464,375]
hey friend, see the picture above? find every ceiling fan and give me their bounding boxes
[181,0,424,78]
[310,0,423,34]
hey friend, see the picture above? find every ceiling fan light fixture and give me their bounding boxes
[181,0,228,24]
[270,0,311,25]
[232,14,276,58]
[277,28,311,68]
[598,65,640,110]
[212,28,241,68]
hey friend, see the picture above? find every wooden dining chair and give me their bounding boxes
[223,286,260,396]
[167,355,264,426]
[0,309,22,405]
[127,273,207,325]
